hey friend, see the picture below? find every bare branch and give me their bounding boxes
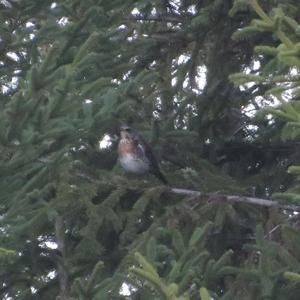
[169,188,300,212]
[124,14,185,23]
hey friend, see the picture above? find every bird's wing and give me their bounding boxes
[133,133,168,184]
[132,134,156,165]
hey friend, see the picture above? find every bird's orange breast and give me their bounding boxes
[118,138,136,156]
[118,138,150,174]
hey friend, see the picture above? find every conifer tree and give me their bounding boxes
[0,1,300,300]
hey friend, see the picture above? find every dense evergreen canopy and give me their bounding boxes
[0,0,300,299]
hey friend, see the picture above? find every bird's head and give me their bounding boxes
[120,125,134,140]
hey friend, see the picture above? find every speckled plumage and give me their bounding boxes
[118,126,168,184]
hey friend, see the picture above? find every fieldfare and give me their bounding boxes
[118,125,168,184]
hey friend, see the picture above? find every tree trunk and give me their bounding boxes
[55,215,70,300]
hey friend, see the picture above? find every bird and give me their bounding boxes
[118,125,168,184]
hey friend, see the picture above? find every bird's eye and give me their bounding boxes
[120,126,131,133]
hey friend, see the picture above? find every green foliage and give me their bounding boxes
[284,271,300,283]
[0,247,16,265]
[231,0,300,210]
[0,0,300,299]
[129,252,212,300]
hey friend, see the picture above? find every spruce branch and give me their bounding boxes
[130,252,188,300]
[0,247,16,263]
[168,188,300,212]
[73,32,100,65]
[249,0,272,25]
[199,287,211,300]
[249,0,294,48]
[284,271,300,283]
